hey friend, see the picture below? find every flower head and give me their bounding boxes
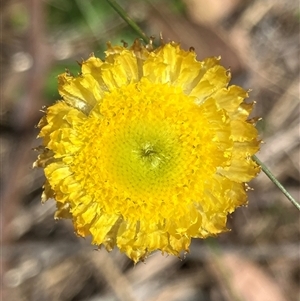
[35,39,260,262]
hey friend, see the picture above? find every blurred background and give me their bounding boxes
[1,0,299,300]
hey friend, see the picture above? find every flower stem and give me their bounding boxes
[106,0,150,44]
[253,155,300,210]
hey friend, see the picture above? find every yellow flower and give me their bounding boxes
[34,40,260,262]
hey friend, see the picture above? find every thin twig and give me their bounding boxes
[253,155,300,210]
[106,0,150,44]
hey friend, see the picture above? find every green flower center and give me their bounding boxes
[108,120,182,198]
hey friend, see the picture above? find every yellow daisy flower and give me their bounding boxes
[34,39,260,262]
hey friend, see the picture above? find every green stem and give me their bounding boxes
[253,155,300,210]
[106,0,150,44]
